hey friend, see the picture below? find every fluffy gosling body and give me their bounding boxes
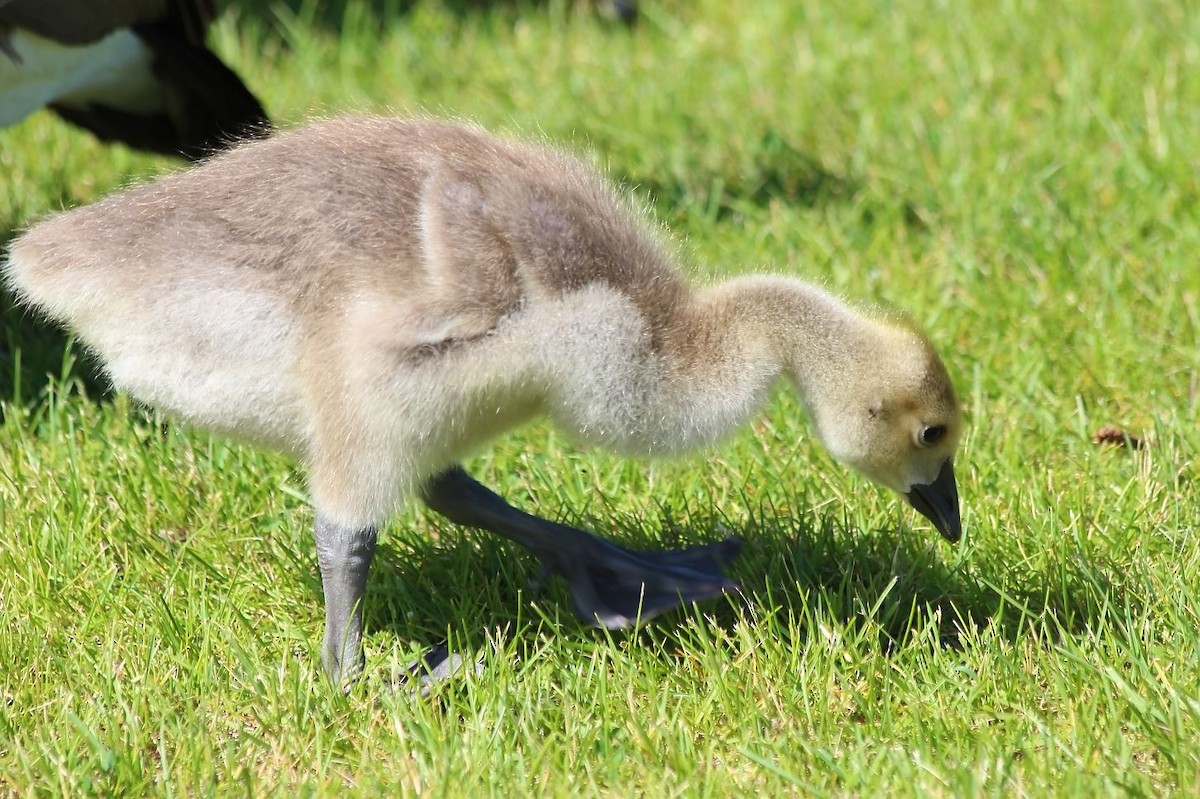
[4,116,962,685]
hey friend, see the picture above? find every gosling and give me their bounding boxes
[3,116,963,686]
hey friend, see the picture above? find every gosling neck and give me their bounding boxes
[694,275,887,406]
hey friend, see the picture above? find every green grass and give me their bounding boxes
[2,0,1199,794]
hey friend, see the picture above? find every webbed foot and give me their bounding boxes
[422,466,743,629]
[531,534,741,628]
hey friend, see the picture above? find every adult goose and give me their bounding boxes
[0,0,267,159]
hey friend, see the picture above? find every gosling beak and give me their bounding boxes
[905,459,961,543]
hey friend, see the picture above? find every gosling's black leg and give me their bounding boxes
[421,465,742,629]
[315,513,478,693]
[313,515,378,687]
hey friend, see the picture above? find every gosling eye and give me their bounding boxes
[918,424,947,447]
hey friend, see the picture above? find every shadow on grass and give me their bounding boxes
[234,0,636,32]
[0,282,112,420]
[622,132,862,224]
[352,501,1140,670]
[613,132,932,233]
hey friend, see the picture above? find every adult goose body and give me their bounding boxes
[0,0,267,159]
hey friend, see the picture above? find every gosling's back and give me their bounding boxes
[4,117,688,449]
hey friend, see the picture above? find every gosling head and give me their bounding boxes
[801,323,963,542]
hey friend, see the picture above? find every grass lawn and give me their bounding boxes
[2,0,1199,794]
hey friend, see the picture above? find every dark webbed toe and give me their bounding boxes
[397,643,482,696]
[556,535,743,629]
